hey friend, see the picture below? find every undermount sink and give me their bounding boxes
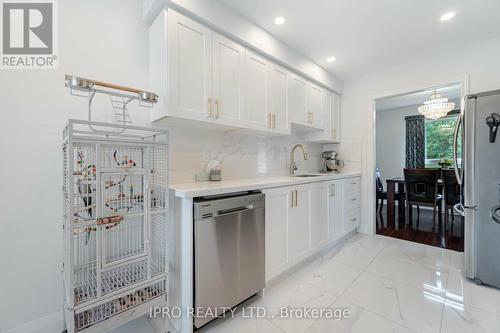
[293,174,322,178]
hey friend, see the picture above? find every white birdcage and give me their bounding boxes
[62,120,168,333]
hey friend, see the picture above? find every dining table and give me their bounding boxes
[386,177,406,229]
[385,176,444,230]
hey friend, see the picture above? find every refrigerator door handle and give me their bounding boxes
[453,99,464,186]
[454,203,465,217]
[491,204,500,225]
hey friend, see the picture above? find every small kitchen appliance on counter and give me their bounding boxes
[321,151,344,173]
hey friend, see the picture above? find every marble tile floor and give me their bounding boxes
[112,233,500,333]
[199,233,500,333]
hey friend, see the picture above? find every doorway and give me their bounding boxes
[374,83,464,251]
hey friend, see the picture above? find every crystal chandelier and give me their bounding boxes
[418,90,456,120]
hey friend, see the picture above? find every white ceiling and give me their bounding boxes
[376,85,461,111]
[214,0,500,79]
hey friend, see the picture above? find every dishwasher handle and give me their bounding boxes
[215,205,254,218]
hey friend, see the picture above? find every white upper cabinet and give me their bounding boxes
[290,76,325,130]
[168,10,213,121]
[212,33,245,125]
[308,83,323,128]
[289,75,308,125]
[268,64,290,134]
[331,92,341,142]
[244,50,269,130]
[305,89,341,143]
[149,9,340,136]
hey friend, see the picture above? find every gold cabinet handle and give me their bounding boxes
[215,99,220,119]
[272,113,276,129]
[208,97,213,118]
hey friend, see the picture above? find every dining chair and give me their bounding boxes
[375,168,385,214]
[403,168,443,231]
[443,169,461,236]
[375,167,404,215]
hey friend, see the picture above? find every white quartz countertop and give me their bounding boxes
[170,172,361,198]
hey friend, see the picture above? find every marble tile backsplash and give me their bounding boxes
[323,141,363,174]
[165,125,324,184]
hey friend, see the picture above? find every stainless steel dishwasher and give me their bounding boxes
[193,192,265,328]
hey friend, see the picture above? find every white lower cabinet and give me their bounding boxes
[343,178,361,232]
[264,187,291,280]
[311,182,329,248]
[288,186,311,261]
[263,176,361,282]
[328,180,344,241]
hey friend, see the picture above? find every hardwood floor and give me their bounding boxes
[376,204,464,251]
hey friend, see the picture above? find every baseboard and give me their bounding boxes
[2,312,62,333]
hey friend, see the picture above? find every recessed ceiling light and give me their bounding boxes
[274,16,285,25]
[327,56,336,62]
[440,11,456,21]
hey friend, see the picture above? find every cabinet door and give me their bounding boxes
[343,178,361,233]
[245,51,269,129]
[311,183,329,249]
[264,188,291,280]
[212,33,244,124]
[288,186,311,261]
[308,83,323,128]
[289,75,308,124]
[269,65,289,133]
[344,209,361,233]
[329,181,344,241]
[322,90,333,140]
[331,93,341,142]
[168,11,213,120]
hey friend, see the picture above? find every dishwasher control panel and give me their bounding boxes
[194,192,265,220]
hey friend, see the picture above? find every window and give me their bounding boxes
[425,114,462,168]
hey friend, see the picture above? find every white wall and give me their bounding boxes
[375,105,420,186]
[0,1,326,332]
[341,36,500,234]
[0,1,151,331]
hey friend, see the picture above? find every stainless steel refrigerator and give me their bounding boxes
[454,89,500,288]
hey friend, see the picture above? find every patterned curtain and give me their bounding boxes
[405,115,425,168]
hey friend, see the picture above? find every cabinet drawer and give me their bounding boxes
[345,177,361,191]
[344,209,361,231]
[344,190,360,212]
